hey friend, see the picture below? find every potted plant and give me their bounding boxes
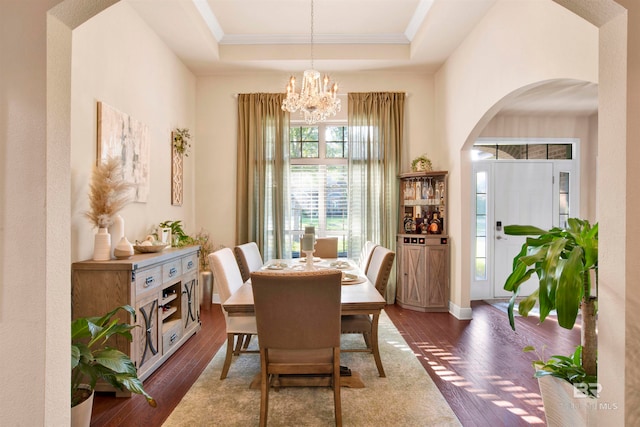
[158,220,191,247]
[72,305,156,426]
[503,218,597,423]
[172,128,192,157]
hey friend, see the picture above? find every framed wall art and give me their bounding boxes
[97,101,151,203]
[171,131,184,206]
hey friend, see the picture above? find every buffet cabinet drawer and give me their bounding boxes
[162,319,182,354]
[136,266,162,294]
[163,260,182,283]
[182,253,199,274]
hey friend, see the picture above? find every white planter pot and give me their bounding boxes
[538,375,596,427]
[71,385,94,427]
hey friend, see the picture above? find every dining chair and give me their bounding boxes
[208,248,258,380]
[341,245,395,377]
[313,236,339,258]
[233,241,264,282]
[358,240,379,273]
[251,269,343,427]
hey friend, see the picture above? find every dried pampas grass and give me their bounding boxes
[85,157,134,229]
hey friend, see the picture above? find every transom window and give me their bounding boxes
[288,124,349,257]
[473,142,573,160]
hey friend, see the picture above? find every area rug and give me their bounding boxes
[163,311,461,426]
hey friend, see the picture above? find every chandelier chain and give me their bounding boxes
[310,0,314,70]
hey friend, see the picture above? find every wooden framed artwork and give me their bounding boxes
[97,101,150,203]
[171,131,184,206]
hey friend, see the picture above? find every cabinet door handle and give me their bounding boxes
[187,260,194,269]
[169,267,177,277]
[144,276,154,287]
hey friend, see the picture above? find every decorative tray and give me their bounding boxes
[133,244,168,253]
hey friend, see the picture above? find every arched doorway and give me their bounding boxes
[464,79,596,300]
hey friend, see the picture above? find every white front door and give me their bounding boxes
[493,162,553,298]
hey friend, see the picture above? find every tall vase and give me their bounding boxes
[93,228,111,261]
[109,214,124,258]
[200,270,213,311]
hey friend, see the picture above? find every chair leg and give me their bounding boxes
[362,331,372,349]
[242,334,252,349]
[233,334,244,355]
[370,314,386,377]
[333,348,342,427]
[259,350,269,427]
[220,333,235,380]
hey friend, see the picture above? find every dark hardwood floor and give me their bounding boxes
[91,301,579,426]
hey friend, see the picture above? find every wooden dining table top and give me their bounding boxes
[222,258,386,316]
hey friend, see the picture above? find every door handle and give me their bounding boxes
[496,235,507,240]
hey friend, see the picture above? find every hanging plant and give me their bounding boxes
[411,154,433,172]
[173,128,192,157]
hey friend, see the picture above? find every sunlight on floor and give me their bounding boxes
[406,337,548,425]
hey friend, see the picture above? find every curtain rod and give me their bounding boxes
[233,92,409,98]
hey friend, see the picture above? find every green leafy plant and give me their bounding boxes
[504,218,598,385]
[159,220,191,247]
[71,305,156,408]
[173,128,191,157]
[524,345,598,397]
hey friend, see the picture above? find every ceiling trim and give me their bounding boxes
[404,0,435,41]
[220,33,410,45]
[192,0,224,41]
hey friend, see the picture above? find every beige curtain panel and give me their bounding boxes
[348,92,404,303]
[236,93,290,260]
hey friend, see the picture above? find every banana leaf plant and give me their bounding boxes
[71,305,156,408]
[503,218,597,379]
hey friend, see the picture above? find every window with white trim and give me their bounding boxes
[288,123,349,257]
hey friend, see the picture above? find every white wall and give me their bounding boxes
[71,2,197,262]
[195,72,435,249]
[434,0,598,316]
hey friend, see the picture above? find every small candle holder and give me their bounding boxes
[303,250,315,270]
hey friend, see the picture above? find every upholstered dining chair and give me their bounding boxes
[233,241,264,282]
[358,240,379,273]
[341,245,395,377]
[313,236,339,258]
[208,248,258,379]
[251,269,343,427]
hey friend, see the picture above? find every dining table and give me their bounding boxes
[222,257,387,388]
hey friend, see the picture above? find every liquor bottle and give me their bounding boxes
[427,212,442,234]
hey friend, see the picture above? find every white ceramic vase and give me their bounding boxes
[93,228,112,261]
[114,236,134,259]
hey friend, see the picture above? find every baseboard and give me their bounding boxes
[449,301,473,320]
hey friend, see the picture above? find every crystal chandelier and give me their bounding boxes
[281,0,341,124]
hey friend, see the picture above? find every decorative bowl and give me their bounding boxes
[133,243,168,253]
